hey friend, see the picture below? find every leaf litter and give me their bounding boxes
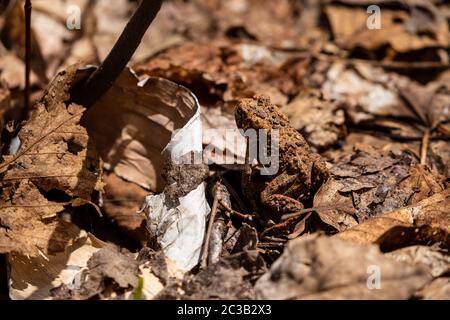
[0,0,449,300]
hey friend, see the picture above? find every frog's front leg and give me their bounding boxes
[242,142,260,214]
[242,162,260,214]
[261,172,304,213]
[311,153,330,188]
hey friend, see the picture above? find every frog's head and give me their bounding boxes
[235,95,287,131]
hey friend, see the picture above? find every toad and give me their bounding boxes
[235,95,329,214]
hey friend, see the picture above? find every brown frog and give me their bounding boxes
[235,95,329,214]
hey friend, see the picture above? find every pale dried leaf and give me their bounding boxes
[255,235,432,300]
[337,189,450,245]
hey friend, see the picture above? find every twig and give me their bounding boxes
[281,208,317,220]
[219,199,253,222]
[420,128,430,165]
[437,124,450,136]
[200,183,220,270]
[24,0,32,113]
[71,0,163,107]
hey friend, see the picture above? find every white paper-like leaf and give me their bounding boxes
[85,67,209,271]
[145,183,209,271]
[142,87,210,271]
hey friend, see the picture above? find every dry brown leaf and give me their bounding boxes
[396,76,450,131]
[64,245,139,300]
[135,41,303,108]
[400,164,446,204]
[323,62,450,161]
[322,62,411,125]
[136,42,226,103]
[85,245,139,289]
[255,235,432,300]
[0,180,80,256]
[179,258,256,300]
[430,140,450,179]
[0,65,103,257]
[415,277,450,300]
[1,66,102,198]
[9,232,104,300]
[386,245,450,277]
[101,173,148,244]
[337,188,450,247]
[137,0,314,51]
[323,132,420,165]
[214,0,312,49]
[316,147,424,222]
[281,89,346,150]
[325,4,449,56]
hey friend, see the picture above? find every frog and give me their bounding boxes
[235,95,330,215]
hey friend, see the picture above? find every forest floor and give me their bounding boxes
[0,0,449,300]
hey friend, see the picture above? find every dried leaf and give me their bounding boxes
[0,65,103,257]
[430,140,450,179]
[387,245,450,277]
[415,278,450,300]
[337,189,450,247]
[400,164,446,204]
[325,4,449,56]
[0,181,79,255]
[397,77,450,130]
[72,245,139,300]
[181,258,256,300]
[9,233,104,300]
[316,147,424,222]
[136,41,301,108]
[282,89,346,150]
[255,235,432,300]
[102,173,148,244]
[322,62,410,125]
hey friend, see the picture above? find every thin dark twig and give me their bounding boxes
[281,208,317,220]
[200,183,221,270]
[71,0,163,107]
[24,0,32,113]
[218,199,253,222]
